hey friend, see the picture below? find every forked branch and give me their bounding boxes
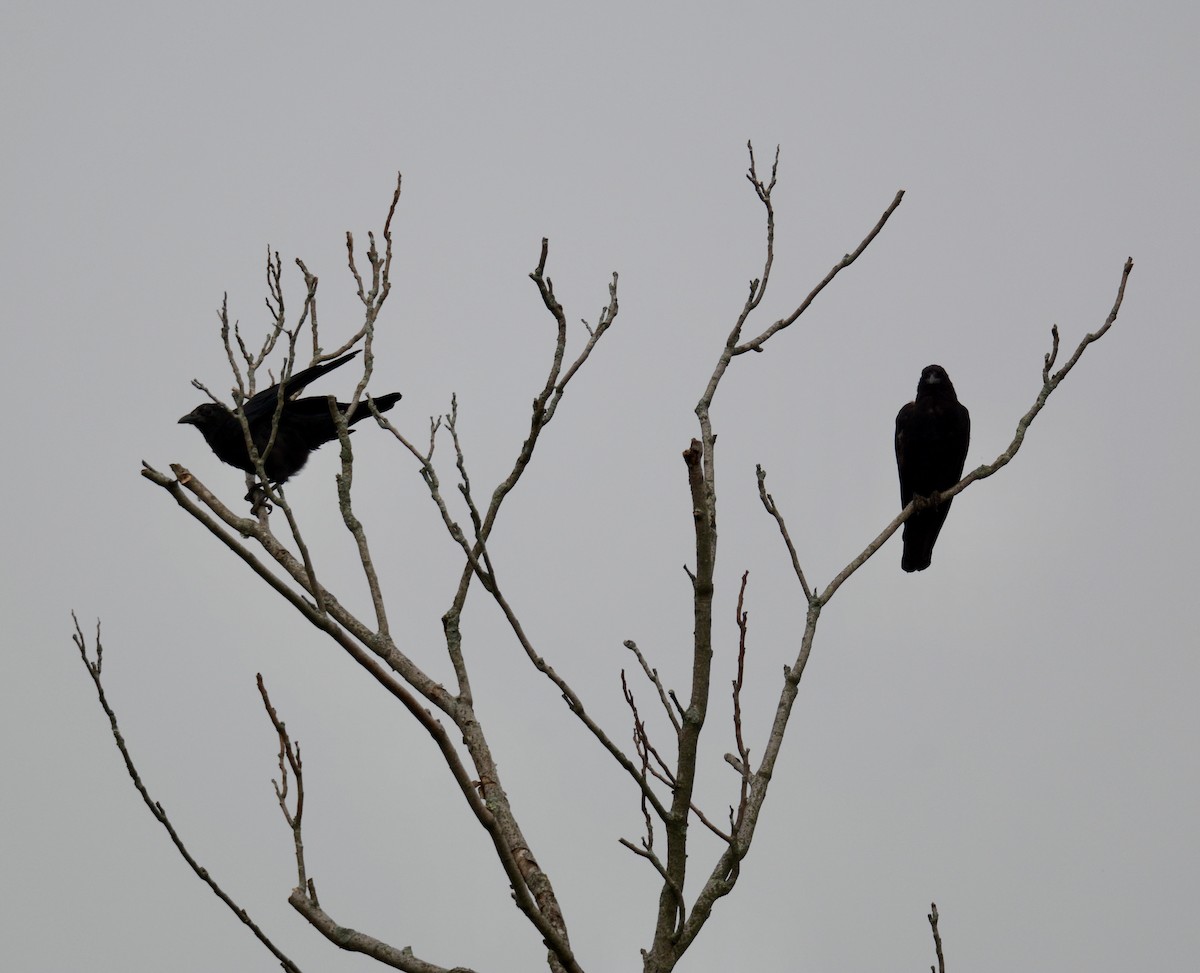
[257,674,309,894]
[644,145,905,973]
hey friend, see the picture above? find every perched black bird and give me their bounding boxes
[179,350,400,495]
[894,364,971,572]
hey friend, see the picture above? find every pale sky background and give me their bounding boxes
[2,3,1197,971]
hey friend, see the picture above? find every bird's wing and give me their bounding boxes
[243,351,361,421]
[282,397,353,450]
[895,401,915,505]
[951,403,970,478]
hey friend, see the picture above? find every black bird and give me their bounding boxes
[894,364,971,572]
[179,350,400,495]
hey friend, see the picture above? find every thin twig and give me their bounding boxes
[733,189,905,355]
[730,572,752,831]
[928,902,945,973]
[622,671,659,853]
[341,172,403,413]
[446,397,495,586]
[755,466,812,600]
[437,520,671,824]
[332,403,391,638]
[257,674,309,894]
[624,640,682,733]
[622,671,678,786]
[617,839,686,937]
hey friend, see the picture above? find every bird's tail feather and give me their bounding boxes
[370,392,402,413]
[901,508,950,573]
[342,392,402,426]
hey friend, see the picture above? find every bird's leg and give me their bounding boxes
[246,482,274,516]
[912,492,942,513]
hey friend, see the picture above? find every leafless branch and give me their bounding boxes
[815,257,1134,609]
[296,258,322,362]
[289,890,479,973]
[1041,324,1060,385]
[730,572,752,831]
[70,615,305,973]
[376,240,658,839]
[332,402,391,637]
[689,803,734,844]
[445,396,494,585]
[199,259,334,608]
[409,238,617,595]
[624,640,682,734]
[642,439,719,966]
[142,461,580,968]
[548,270,619,418]
[145,150,1130,973]
[675,261,1136,966]
[622,671,677,786]
[154,178,601,973]
[257,674,308,893]
[622,671,659,853]
[340,171,403,413]
[695,143,904,448]
[658,169,907,971]
[667,689,685,721]
[430,512,671,825]
[644,149,905,972]
[928,902,945,973]
[733,188,905,355]
[755,466,812,600]
[656,257,1135,971]
[258,668,489,973]
[618,839,684,936]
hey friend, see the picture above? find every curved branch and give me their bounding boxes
[818,256,1133,607]
[289,891,478,973]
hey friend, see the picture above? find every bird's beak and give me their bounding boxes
[178,410,199,425]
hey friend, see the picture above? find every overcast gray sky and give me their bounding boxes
[3,2,1197,971]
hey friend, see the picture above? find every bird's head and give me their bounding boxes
[918,364,955,394]
[178,402,233,430]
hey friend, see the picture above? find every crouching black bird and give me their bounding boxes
[179,350,400,497]
[894,364,970,572]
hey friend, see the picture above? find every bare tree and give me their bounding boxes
[75,146,1132,972]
